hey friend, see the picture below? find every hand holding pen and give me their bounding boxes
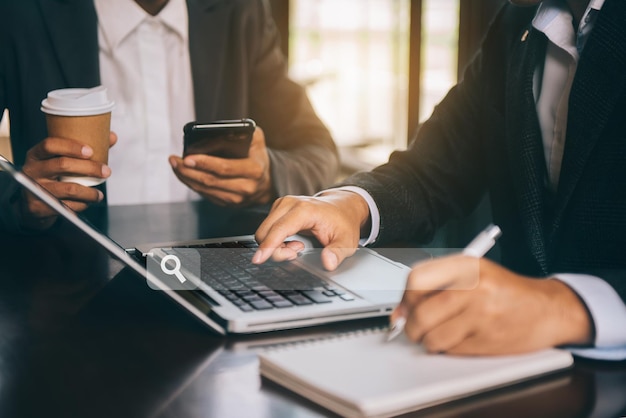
[386,224,502,342]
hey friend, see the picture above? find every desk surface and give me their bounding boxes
[0,201,625,418]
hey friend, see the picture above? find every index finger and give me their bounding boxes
[400,255,481,305]
[28,137,93,161]
[253,201,315,264]
[391,255,480,320]
[183,154,259,179]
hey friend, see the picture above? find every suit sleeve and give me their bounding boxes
[247,0,339,197]
[0,13,23,233]
[335,44,494,246]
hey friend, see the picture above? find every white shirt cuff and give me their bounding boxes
[314,186,380,246]
[555,273,626,360]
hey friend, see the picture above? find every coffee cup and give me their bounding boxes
[41,86,115,186]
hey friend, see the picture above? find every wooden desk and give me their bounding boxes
[0,202,624,418]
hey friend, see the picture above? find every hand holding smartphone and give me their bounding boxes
[183,118,256,159]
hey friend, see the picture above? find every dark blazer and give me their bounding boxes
[340,1,626,303]
[0,0,338,230]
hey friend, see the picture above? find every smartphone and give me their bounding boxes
[183,118,256,159]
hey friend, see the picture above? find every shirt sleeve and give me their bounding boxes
[555,273,626,360]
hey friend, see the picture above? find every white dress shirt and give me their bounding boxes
[94,0,199,205]
[330,0,626,359]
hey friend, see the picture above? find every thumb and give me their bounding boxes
[250,127,266,150]
[320,242,357,271]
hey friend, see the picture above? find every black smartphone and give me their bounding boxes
[183,118,256,159]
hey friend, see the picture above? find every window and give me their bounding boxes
[419,0,459,122]
[289,0,410,162]
[287,0,460,168]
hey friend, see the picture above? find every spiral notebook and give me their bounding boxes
[258,327,573,418]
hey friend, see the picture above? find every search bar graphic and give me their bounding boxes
[160,254,187,283]
[146,248,201,290]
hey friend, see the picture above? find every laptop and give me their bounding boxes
[0,154,416,335]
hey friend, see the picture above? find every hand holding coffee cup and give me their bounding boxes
[40,86,115,186]
[17,87,115,229]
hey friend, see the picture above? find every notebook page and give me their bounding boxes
[258,328,573,418]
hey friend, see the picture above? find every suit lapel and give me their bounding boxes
[187,0,228,120]
[37,0,100,87]
[505,26,550,274]
[551,0,626,232]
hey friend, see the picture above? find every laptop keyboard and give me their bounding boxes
[167,240,355,312]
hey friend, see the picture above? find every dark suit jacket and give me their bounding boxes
[0,0,338,231]
[340,1,626,303]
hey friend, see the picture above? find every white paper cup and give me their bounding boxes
[41,86,115,187]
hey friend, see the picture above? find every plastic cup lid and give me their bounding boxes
[41,86,115,116]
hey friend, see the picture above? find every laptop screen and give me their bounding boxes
[0,155,226,334]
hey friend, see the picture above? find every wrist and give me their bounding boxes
[319,190,371,230]
[543,278,594,347]
[255,177,274,205]
[348,192,370,230]
[18,190,57,231]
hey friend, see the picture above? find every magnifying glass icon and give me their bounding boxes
[160,254,187,284]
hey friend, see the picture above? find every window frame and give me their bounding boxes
[270,0,505,146]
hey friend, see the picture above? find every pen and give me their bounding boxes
[386,224,502,342]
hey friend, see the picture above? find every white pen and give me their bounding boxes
[385,224,502,342]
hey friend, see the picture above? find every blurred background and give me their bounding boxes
[276,0,505,173]
[0,0,508,249]
[0,0,506,170]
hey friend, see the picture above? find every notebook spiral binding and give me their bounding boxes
[260,325,390,353]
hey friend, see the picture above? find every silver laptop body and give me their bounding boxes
[1,155,411,335]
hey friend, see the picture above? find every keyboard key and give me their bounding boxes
[258,290,279,298]
[202,243,224,248]
[284,295,314,306]
[222,242,243,248]
[249,300,274,310]
[279,290,299,296]
[302,290,333,304]
[222,292,240,301]
[185,240,343,311]
[234,290,254,297]
[266,295,288,303]
[340,294,355,301]
[272,300,294,308]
